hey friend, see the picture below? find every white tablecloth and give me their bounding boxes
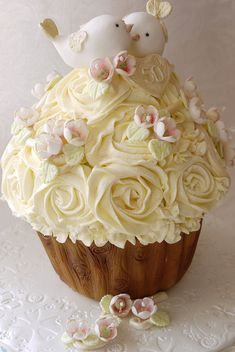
[0,169,234,352]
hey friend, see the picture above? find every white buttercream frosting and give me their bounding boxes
[1,57,231,247]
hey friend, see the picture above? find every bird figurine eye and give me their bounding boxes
[145,32,150,37]
[116,24,120,28]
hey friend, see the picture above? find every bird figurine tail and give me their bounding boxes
[40,19,59,39]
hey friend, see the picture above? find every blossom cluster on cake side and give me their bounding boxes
[1,53,232,248]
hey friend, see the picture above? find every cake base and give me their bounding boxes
[38,227,201,301]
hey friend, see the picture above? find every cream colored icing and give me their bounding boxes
[54,69,132,124]
[1,141,36,218]
[28,165,97,243]
[87,162,168,236]
[1,59,231,247]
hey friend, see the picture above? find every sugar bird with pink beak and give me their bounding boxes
[124,0,173,57]
[40,15,133,68]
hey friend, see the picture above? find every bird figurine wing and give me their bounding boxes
[40,18,59,39]
[68,30,88,53]
[129,54,172,98]
[40,18,88,67]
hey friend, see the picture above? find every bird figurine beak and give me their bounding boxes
[131,34,140,41]
[125,23,134,33]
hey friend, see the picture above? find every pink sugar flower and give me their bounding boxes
[66,319,90,341]
[64,119,89,146]
[154,116,181,143]
[95,316,119,342]
[113,51,136,76]
[134,105,159,128]
[132,297,157,320]
[89,57,114,83]
[109,294,132,318]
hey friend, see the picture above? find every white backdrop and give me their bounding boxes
[0,2,235,351]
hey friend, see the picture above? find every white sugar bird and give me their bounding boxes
[40,15,133,68]
[124,0,172,57]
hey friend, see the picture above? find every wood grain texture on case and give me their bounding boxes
[38,226,201,301]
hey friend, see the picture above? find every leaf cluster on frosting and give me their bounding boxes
[1,62,232,247]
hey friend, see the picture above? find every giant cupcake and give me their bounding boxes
[1,0,233,300]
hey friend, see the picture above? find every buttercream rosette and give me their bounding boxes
[1,56,232,248]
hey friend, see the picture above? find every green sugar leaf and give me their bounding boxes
[148,139,172,161]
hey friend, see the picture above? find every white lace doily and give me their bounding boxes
[0,170,234,352]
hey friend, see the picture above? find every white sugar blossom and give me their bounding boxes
[189,97,207,124]
[224,140,235,167]
[215,120,229,143]
[46,70,60,82]
[31,83,45,100]
[206,107,221,122]
[183,76,197,99]
[14,107,39,129]
[43,118,65,137]
[35,133,63,159]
